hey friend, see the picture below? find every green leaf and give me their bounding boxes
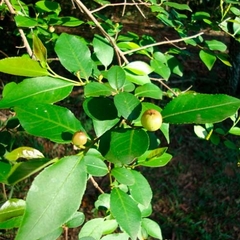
[78,218,104,240]
[84,156,108,177]
[107,66,126,90]
[164,2,192,11]
[129,171,152,207]
[0,199,25,222]
[138,152,172,167]
[0,162,11,183]
[93,34,114,68]
[55,33,92,79]
[150,59,171,80]
[93,118,119,137]
[32,34,47,68]
[135,83,162,99]
[14,15,38,28]
[125,61,153,75]
[39,228,62,240]
[0,57,49,77]
[110,188,141,239]
[101,233,129,240]
[102,219,118,235]
[142,218,162,240]
[15,103,84,143]
[0,77,73,109]
[205,40,227,51]
[166,55,183,77]
[114,92,142,121]
[101,129,149,164]
[83,97,118,120]
[35,0,61,14]
[111,167,135,186]
[94,193,110,210]
[49,16,84,27]
[0,216,22,229]
[4,147,44,161]
[162,93,240,124]
[125,71,150,85]
[15,155,87,240]
[84,82,113,97]
[199,50,216,70]
[7,159,52,185]
[194,125,208,139]
[65,212,85,228]
[229,127,240,136]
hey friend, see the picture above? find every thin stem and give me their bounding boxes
[90,176,104,194]
[123,32,204,55]
[150,77,178,97]
[73,0,129,65]
[4,0,33,57]
[2,183,7,200]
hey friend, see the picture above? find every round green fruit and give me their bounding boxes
[141,109,162,131]
[72,131,87,146]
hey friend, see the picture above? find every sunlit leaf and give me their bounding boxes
[15,155,87,240]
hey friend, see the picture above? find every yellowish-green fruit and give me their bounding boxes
[72,131,87,146]
[141,109,162,131]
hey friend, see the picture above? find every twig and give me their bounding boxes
[4,0,33,57]
[132,0,146,18]
[150,77,179,97]
[90,176,104,194]
[123,32,204,55]
[73,0,129,65]
[90,2,150,14]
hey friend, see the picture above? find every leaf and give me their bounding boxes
[125,71,150,85]
[0,162,11,183]
[150,59,171,80]
[15,103,84,143]
[83,97,118,120]
[101,129,149,164]
[194,125,208,139]
[229,127,240,136]
[84,156,108,177]
[0,76,73,109]
[135,83,162,99]
[114,92,142,121]
[111,168,135,186]
[0,57,49,77]
[129,171,152,207]
[4,147,44,161]
[0,199,25,222]
[93,34,114,68]
[102,219,118,235]
[199,50,216,70]
[101,233,129,240]
[163,2,192,11]
[162,93,240,124]
[15,155,87,240]
[55,33,92,79]
[65,212,85,228]
[93,118,119,137]
[142,218,162,240]
[84,82,113,97]
[125,61,153,75]
[138,152,172,167]
[0,216,22,229]
[32,34,47,68]
[78,218,104,240]
[7,159,52,185]
[35,0,61,14]
[107,66,126,90]
[110,188,141,240]
[205,40,227,51]
[94,193,110,210]
[166,55,183,77]
[14,15,38,28]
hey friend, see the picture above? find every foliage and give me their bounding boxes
[0,0,239,239]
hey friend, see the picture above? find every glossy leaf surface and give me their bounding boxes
[162,93,240,124]
[110,188,141,240]
[15,155,87,240]
[15,103,83,143]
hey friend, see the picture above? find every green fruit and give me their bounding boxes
[141,109,162,131]
[72,131,87,146]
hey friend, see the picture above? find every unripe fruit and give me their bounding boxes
[72,131,87,147]
[141,109,162,131]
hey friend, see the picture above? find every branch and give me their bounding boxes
[123,32,204,55]
[4,0,33,57]
[73,0,129,65]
